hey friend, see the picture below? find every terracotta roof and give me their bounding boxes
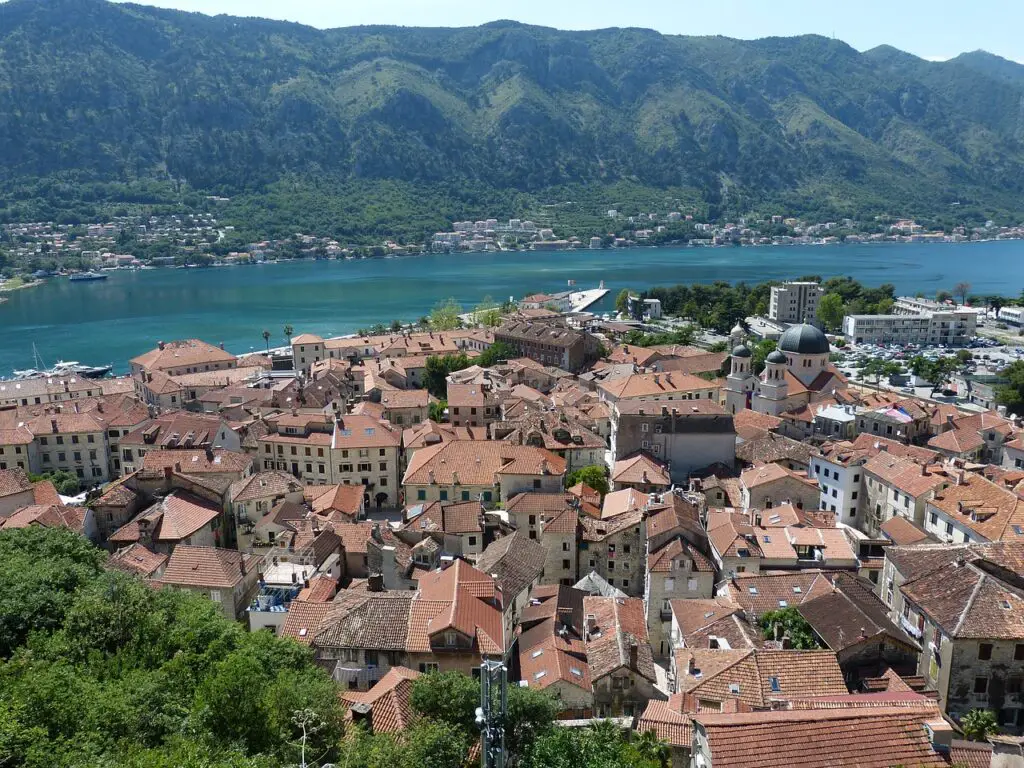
[928,426,985,455]
[341,667,421,733]
[583,595,655,682]
[519,636,590,692]
[675,649,848,706]
[506,491,575,517]
[309,484,364,517]
[947,739,993,768]
[645,494,703,541]
[313,590,415,650]
[927,471,1023,541]
[106,542,167,577]
[296,575,338,603]
[880,515,933,545]
[693,706,948,768]
[638,694,750,748]
[290,333,324,344]
[648,537,714,573]
[0,504,88,534]
[109,490,221,545]
[598,371,717,400]
[159,546,259,589]
[331,415,401,449]
[280,601,333,645]
[740,463,817,491]
[131,338,237,371]
[612,453,671,487]
[600,487,650,519]
[403,440,565,486]
[863,453,947,498]
[732,409,783,441]
[31,481,61,506]
[580,509,643,543]
[229,471,303,503]
[670,598,742,637]
[736,433,811,468]
[141,449,254,476]
[901,559,1024,639]
[797,573,919,651]
[725,571,835,616]
[403,501,483,536]
[0,467,33,497]
[476,531,546,601]
[380,389,430,409]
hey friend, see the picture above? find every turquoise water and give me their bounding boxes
[1,240,1022,375]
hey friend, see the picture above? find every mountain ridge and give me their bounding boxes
[1,0,1023,238]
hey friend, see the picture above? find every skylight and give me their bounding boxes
[531,649,544,658]
[570,668,583,677]
[534,670,547,680]
[779,600,788,608]
[769,676,781,692]
[763,535,772,543]
[728,683,740,694]
[748,587,759,595]
[793,586,802,594]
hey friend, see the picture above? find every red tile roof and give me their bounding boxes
[159,546,259,589]
[693,705,949,768]
[106,542,168,577]
[341,666,421,733]
[583,596,655,682]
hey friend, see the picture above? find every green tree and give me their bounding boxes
[936,290,953,304]
[996,361,1024,416]
[476,341,518,367]
[429,298,463,331]
[960,709,998,741]
[410,670,478,735]
[565,465,610,497]
[429,399,447,423]
[0,527,105,657]
[261,329,271,353]
[421,353,471,398]
[390,319,403,332]
[758,607,819,649]
[861,358,902,385]
[283,324,294,344]
[954,282,972,306]
[615,288,631,315]
[817,292,845,331]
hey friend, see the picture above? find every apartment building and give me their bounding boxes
[769,281,823,325]
[611,400,735,482]
[494,320,601,372]
[843,310,977,346]
[29,412,109,485]
[860,453,948,537]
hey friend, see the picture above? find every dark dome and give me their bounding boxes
[766,350,788,365]
[778,324,830,355]
[732,344,752,358]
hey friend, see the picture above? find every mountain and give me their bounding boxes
[1,0,1024,238]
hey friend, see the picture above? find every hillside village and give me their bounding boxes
[1,289,1024,767]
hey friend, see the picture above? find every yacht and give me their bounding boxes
[69,271,108,282]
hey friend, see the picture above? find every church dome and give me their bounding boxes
[766,349,788,365]
[731,322,745,335]
[732,344,752,358]
[778,323,830,355]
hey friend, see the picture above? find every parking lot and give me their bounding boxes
[833,336,1022,403]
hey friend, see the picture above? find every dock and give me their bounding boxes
[567,288,609,313]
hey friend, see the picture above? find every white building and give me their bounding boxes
[842,310,976,347]
[769,282,824,326]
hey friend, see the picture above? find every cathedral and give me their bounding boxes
[724,323,846,416]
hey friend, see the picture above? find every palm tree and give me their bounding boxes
[261,329,271,353]
[634,729,670,768]
[283,324,294,345]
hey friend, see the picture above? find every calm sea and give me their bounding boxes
[0,240,1021,375]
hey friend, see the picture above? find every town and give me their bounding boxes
[2,277,1023,768]
[4,208,1024,286]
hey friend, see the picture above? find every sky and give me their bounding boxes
[112,0,1024,63]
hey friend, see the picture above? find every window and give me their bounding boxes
[687,577,698,591]
[439,490,448,500]
[974,677,989,695]
[562,542,569,552]
[418,663,439,673]
[461,490,470,501]
[468,536,477,546]
[979,643,993,661]
[1015,644,1024,661]
[562,559,570,569]
[209,590,222,603]
[533,479,541,489]
[417,490,426,500]
[664,577,675,592]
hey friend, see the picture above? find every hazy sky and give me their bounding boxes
[113,0,1024,62]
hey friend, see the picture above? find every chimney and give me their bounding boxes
[163,466,172,480]
[921,462,928,476]
[239,556,247,576]
[923,719,953,754]
[158,341,165,351]
[629,642,638,670]
[50,418,58,434]
[586,613,597,635]
[688,655,697,675]
[174,461,182,473]
[219,342,225,350]
[350,702,373,729]
[367,573,384,592]
[946,414,955,427]
[205,446,214,462]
